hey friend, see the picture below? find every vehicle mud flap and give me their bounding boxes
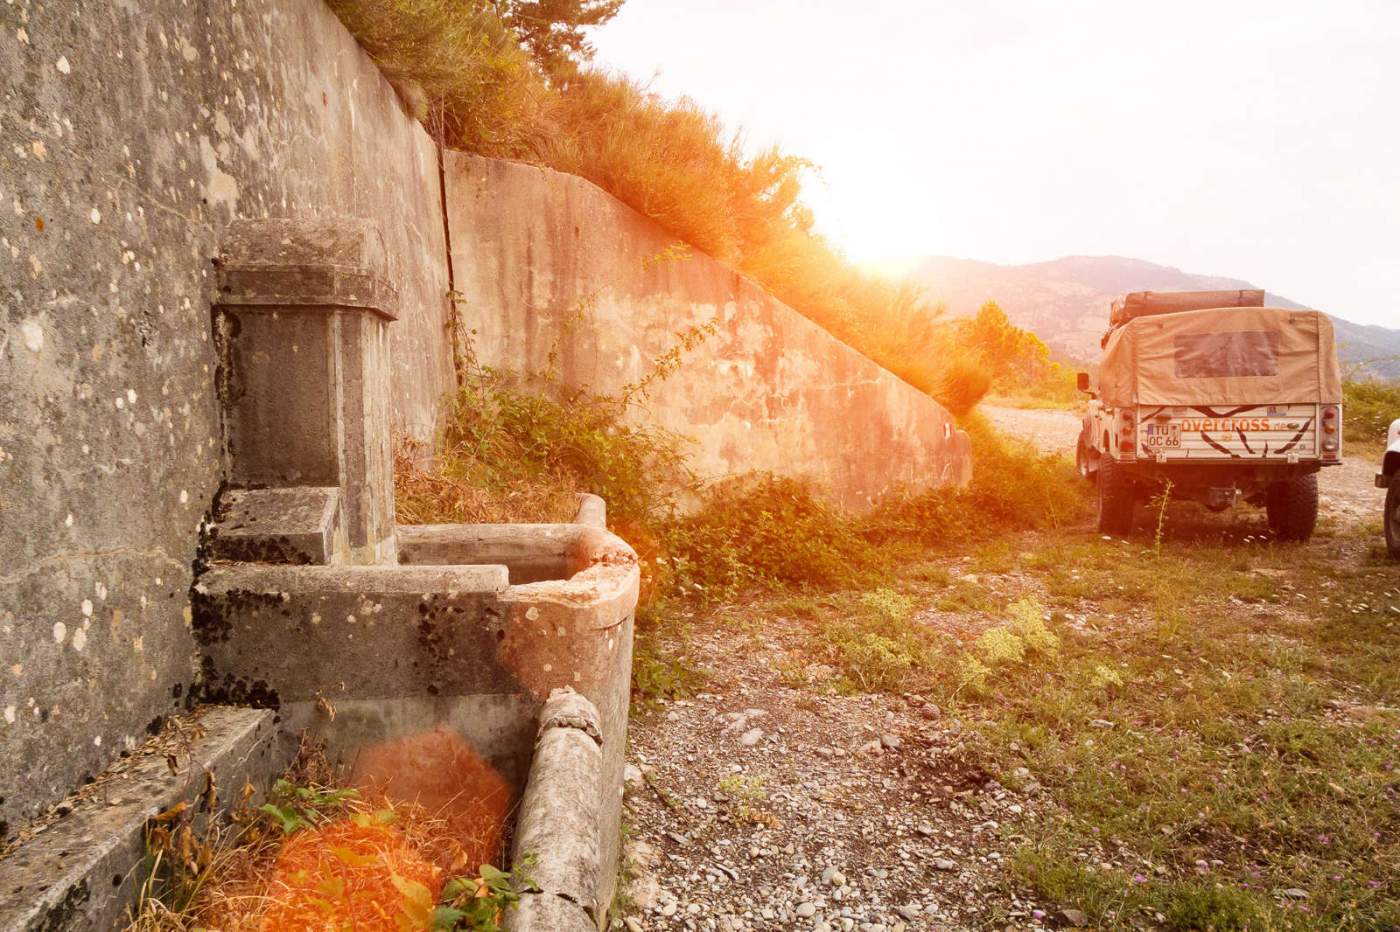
[1096,457,1136,536]
[1266,473,1319,542]
[1076,437,1098,482]
[1385,479,1400,560]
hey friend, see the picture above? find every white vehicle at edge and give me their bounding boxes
[1380,418,1400,559]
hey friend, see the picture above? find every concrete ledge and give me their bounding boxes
[396,522,633,585]
[213,218,399,320]
[0,707,288,932]
[509,688,604,931]
[192,564,511,705]
[207,487,345,565]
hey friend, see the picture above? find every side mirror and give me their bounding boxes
[1076,371,1091,392]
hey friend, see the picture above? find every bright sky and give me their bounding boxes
[590,0,1400,327]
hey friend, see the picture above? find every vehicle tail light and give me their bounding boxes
[1117,410,1137,458]
[1321,405,1341,460]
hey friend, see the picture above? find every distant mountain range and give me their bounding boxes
[890,255,1400,379]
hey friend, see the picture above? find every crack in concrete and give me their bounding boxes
[0,547,186,586]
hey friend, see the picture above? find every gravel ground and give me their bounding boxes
[617,405,1387,932]
[619,617,1068,932]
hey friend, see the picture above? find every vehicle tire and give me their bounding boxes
[1096,456,1135,536]
[1385,478,1400,560]
[1266,474,1319,542]
[1076,437,1097,482]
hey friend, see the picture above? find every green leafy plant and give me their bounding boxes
[433,859,538,931]
[257,779,361,836]
[716,775,771,824]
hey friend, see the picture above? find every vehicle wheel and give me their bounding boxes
[1266,474,1319,542]
[1096,456,1135,535]
[1385,479,1400,560]
[1075,438,1098,482]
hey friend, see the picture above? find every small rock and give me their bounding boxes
[1280,888,1310,900]
[858,739,883,755]
[629,874,661,909]
[822,865,846,886]
[880,733,902,750]
[933,857,957,872]
[624,918,644,932]
[1058,908,1088,927]
[624,763,643,785]
[740,727,764,747]
[796,902,817,918]
[896,904,921,920]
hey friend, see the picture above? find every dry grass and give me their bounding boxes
[125,741,512,931]
[394,436,580,525]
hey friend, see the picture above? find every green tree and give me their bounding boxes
[960,301,1052,389]
[491,0,625,74]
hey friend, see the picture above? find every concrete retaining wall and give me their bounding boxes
[0,0,452,837]
[445,154,971,510]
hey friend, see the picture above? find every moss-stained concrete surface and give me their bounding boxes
[0,0,451,837]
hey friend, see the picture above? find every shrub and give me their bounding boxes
[1343,378,1400,445]
[815,589,926,693]
[326,0,551,155]
[861,416,1088,549]
[1008,598,1059,655]
[657,473,885,599]
[974,627,1026,666]
[394,368,692,527]
[930,356,993,417]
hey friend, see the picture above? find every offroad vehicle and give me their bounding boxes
[1380,418,1400,558]
[1075,289,1343,540]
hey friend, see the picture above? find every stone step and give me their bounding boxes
[0,706,290,932]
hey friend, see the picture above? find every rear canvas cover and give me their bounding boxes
[1098,307,1341,407]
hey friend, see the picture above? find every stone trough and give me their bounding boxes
[0,219,637,931]
[194,495,637,930]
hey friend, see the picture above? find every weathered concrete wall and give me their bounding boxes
[1,0,969,849]
[445,154,971,509]
[0,0,452,837]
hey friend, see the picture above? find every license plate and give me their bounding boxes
[1143,423,1182,448]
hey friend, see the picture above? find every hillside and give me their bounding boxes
[898,255,1400,378]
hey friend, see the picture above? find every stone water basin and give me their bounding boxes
[193,509,637,929]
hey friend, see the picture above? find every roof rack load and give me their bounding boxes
[1108,289,1264,327]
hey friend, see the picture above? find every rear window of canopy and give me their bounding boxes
[1174,330,1281,379]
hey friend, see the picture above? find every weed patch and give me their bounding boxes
[941,537,1400,930]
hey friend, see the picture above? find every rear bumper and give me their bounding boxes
[1118,459,1322,490]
